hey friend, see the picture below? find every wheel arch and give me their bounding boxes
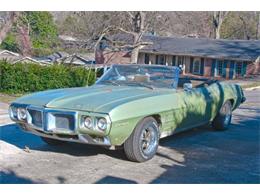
[150,114,162,128]
[227,98,235,110]
[108,114,162,146]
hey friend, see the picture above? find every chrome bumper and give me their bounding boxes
[19,124,111,146]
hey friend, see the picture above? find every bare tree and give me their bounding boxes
[91,11,152,64]
[212,11,229,39]
[124,11,148,63]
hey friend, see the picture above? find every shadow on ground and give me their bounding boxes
[0,169,40,184]
[0,123,128,160]
[151,115,260,183]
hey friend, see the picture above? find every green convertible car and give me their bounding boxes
[9,64,246,162]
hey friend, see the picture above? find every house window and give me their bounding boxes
[216,60,224,76]
[156,55,166,65]
[144,53,149,64]
[235,61,243,76]
[177,56,184,66]
[193,58,201,74]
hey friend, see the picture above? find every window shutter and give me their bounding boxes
[223,60,228,78]
[172,56,176,66]
[155,55,159,64]
[190,57,194,73]
[229,61,235,79]
[200,58,204,75]
[242,62,247,76]
[211,59,216,76]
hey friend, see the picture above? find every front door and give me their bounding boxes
[175,87,213,131]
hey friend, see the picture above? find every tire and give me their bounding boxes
[124,117,159,162]
[41,136,65,146]
[212,100,232,130]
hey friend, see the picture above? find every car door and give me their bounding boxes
[175,87,213,132]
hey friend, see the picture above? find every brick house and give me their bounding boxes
[95,34,260,79]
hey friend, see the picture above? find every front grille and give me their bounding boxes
[54,114,74,130]
[47,112,75,132]
[27,108,43,128]
[26,106,76,132]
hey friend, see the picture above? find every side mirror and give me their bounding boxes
[183,83,192,91]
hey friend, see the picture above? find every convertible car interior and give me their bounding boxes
[177,76,218,90]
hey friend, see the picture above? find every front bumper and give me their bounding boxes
[19,123,111,146]
[10,103,112,146]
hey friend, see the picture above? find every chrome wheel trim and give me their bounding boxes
[223,103,232,125]
[139,123,158,157]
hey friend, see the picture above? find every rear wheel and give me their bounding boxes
[41,137,65,146]
[124,117,159,162]
[212,100,232,130]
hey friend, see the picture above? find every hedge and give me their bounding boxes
[0,61,96,94]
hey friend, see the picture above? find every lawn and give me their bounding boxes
[0,93,22,104]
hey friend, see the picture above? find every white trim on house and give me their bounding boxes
[0,50,20,56]
[13,57,51,65]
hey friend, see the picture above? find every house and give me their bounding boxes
[0,49,21,63]
[60,53,95,66]
[0,49,51,65]
[35,52,95,66]
[13,56,51,65]
[35,51,70,64]
[96,34,260,79]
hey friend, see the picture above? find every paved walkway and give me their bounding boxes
[0,102,12,125]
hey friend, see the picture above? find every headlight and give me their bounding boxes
[97,118,107,131]
[17,107,27,120]
[83,116,93,129]
[9,106,17,119]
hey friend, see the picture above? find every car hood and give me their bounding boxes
[14,84,170,113]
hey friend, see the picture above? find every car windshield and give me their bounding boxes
[96,64,180,89]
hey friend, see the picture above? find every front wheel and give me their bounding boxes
[124,117,159,162]
[212,100,232,130]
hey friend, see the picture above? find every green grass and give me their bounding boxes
[0,93,22,104]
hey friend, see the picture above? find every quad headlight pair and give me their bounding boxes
[83,116,108,131]
[9,106,27,121]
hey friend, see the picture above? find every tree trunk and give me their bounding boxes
[130,11,146,63]
[257,13,260,40]
[17,25,32,56]
[215,26,221,39]
[213,11,228,39]
[130,45,140,63]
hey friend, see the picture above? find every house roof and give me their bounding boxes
[61,54,95,65]
[13,57,51,65]
[109,34,260,61]
[0,49,21,62]
[0,49,20,56]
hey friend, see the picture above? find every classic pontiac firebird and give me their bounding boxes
[9,64,246,162]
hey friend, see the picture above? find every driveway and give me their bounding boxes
[0,89,259,184]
